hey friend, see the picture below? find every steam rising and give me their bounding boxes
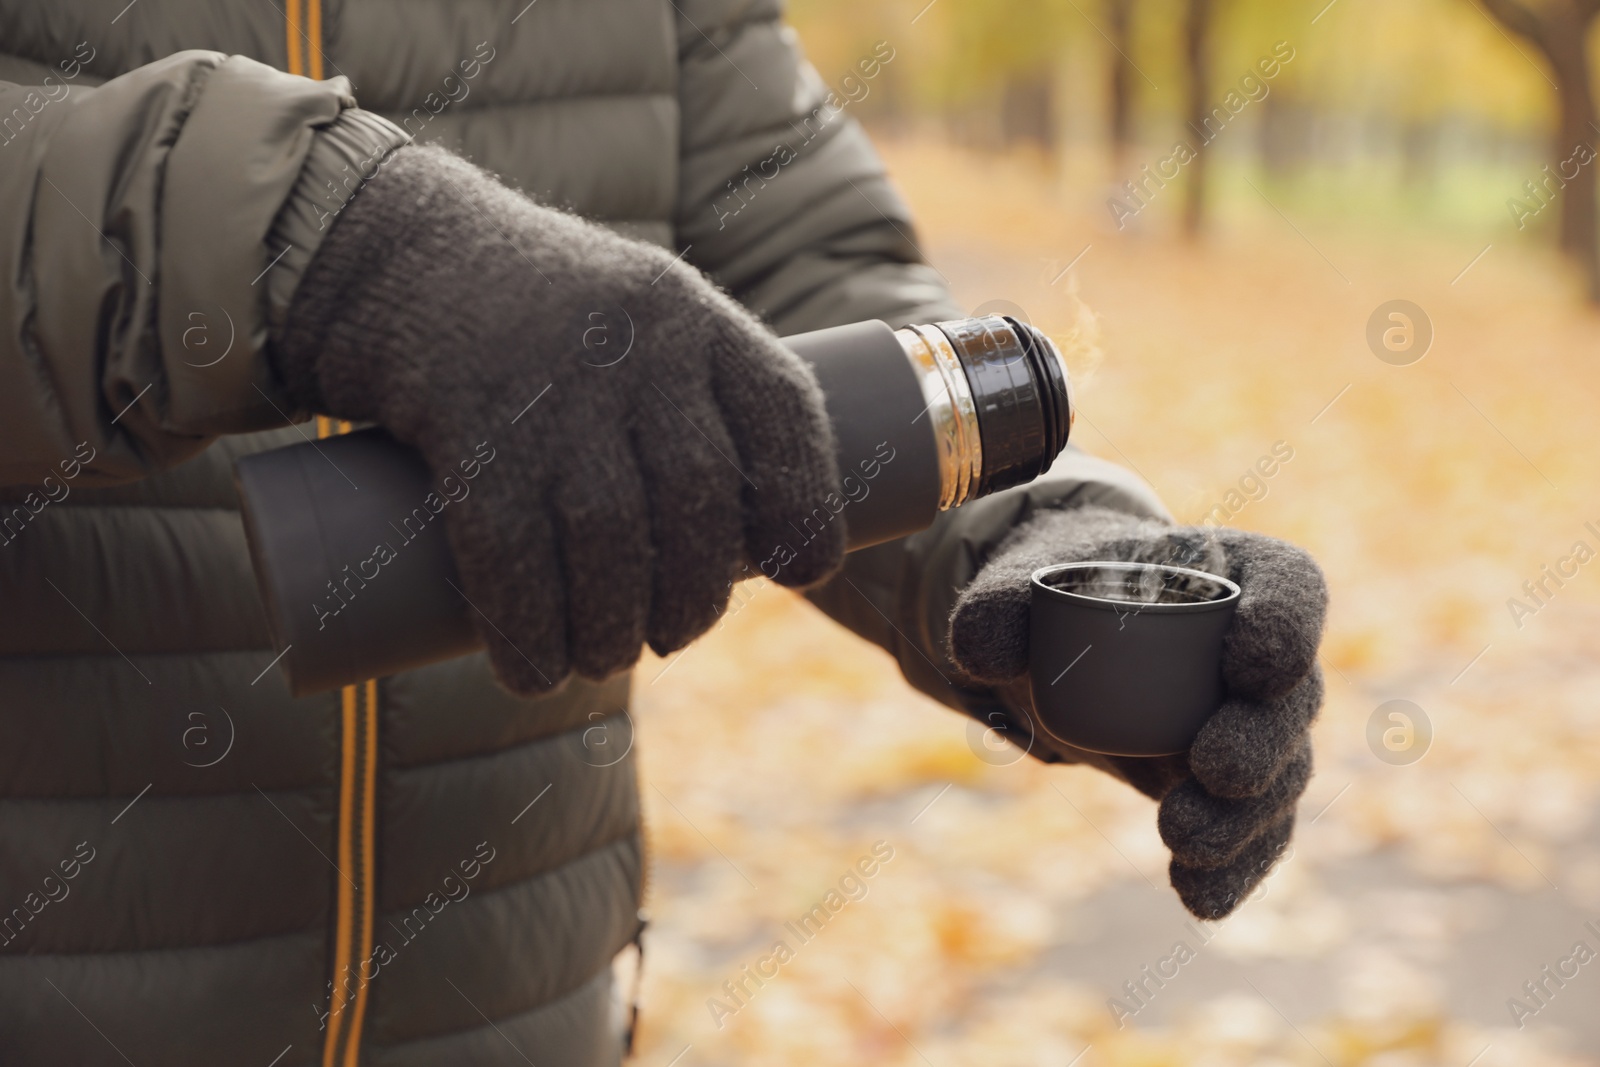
[1053,273,1103,387]
[1043,531,1232,607]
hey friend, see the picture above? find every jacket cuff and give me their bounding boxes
[263,107,410,358]
[154,57,407,437]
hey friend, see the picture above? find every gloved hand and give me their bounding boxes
[274,145,845,694]
[948,505,1327,919]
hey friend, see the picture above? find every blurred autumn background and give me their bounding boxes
[629,1,1600,1064]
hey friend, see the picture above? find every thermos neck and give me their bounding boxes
[895,323,983,510]
[895,315,1075,511]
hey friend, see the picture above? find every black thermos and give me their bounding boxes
[236,315,1074,696]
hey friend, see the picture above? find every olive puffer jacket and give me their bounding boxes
[0,2,1166,1065]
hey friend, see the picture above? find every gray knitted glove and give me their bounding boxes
[275,145,845,694]
[948,506,1327,919]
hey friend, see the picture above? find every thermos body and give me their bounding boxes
[770,319,943,549]
[235,316,1072,696]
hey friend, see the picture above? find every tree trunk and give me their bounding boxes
[1258,89,1308,178]
[1107,0,1135,169]
[1400,120,1439,190]
[1001,69,1056,153]
[1474,0,1600,302]
[1182,0,1213,238]
[1545,31,1599,293]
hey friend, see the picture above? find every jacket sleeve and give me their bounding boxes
[0,50,408,487]
[673,1,1174,719]
[672,0,956,332]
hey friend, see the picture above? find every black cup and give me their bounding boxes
[1028,561,1241,757]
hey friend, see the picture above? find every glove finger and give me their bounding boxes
[1096,751,1193,802]
[633,376,743,655]
[949,506,1169,683]
[1170,809,1295,921]
[444,486,569,695]
[1158,737,1311,869]
[947,546,1040,683]
[554,433,653,680]
[1214,530,1327,701]
[1189,666,1323,799]
[706,321,845,588]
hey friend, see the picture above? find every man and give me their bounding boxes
[0,2,1325,1064]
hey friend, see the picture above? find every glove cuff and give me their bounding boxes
[271,144,497,424]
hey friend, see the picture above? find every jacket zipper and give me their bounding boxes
[341,678,378,1065]
[314,414,378,1067]
[295,2,367,1058]
[284,0,323,81]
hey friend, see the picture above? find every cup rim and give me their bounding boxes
[1030,561,1242,615]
